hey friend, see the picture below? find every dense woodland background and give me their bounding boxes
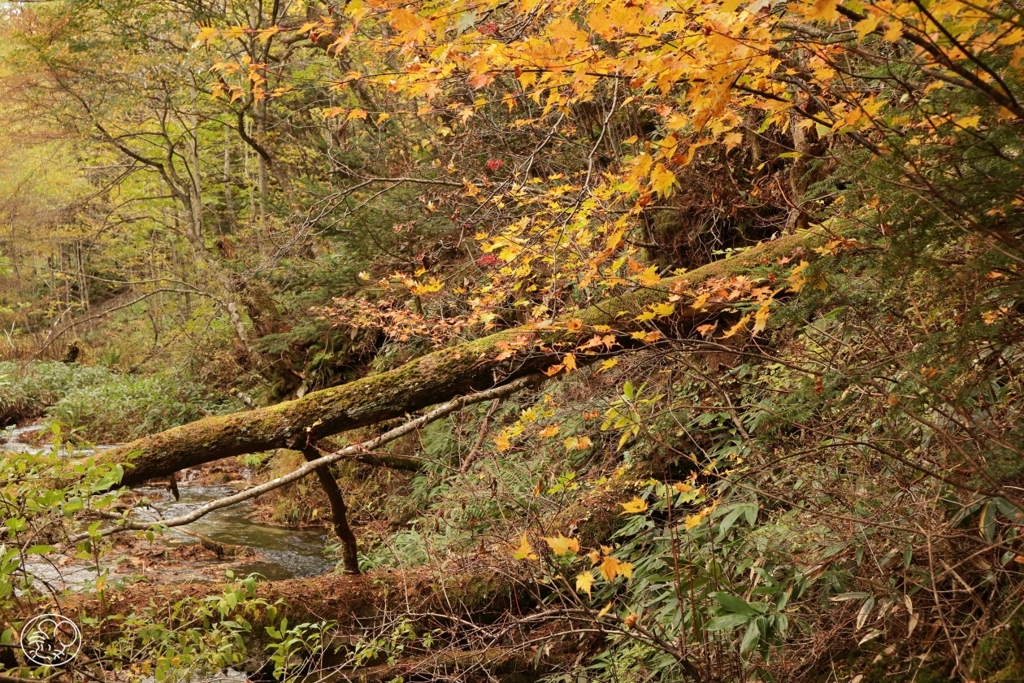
[2,0,1024,680]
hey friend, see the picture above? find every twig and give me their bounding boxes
[67,376,539,544]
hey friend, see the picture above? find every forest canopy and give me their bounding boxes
[1,0,1024,680]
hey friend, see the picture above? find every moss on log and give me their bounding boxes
[102,232,822,486]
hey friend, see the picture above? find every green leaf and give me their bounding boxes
[26,545,56,555]
[705,613,751,631]
[740,620,761,654]
[980,501,997,541]
[710,592,757,616]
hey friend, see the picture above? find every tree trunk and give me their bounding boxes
[101,232,822,487]
[302,446,360,574]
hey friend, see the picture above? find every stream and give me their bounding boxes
[2,424,336,583]
[136,484,334,580]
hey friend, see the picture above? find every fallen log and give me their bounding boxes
[100,231,821,487]
[70,378,539,545]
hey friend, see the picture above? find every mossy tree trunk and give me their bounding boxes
[102,232,821,487]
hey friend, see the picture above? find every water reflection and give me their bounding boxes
[138,485,335,580]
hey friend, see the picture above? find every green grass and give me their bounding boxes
[1,361,242,442]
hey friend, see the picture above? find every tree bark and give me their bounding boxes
[302,446,360,575]
[102,232,822,487]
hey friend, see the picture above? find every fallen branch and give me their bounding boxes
[69,376,540,544]
[99,231,821,486]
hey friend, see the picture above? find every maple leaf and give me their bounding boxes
[576,571,595,597]
[194,26,218,47]
[544,533,580,556]
[563,353,578,372]
[650,163,676,196]
[786,260,811,293]
[468,71,494,89]
[563,435,593,451]
[722,313,751,339]
[802,0,839,22]
[651,302,675,317]
[598,358,619,372]
[495,433,512,451]
[696,323,717,339]
[390,7,431,40]
[599,555,624,581]
[513,533,538,560]
[855,13,881,40]
[620,497,649,514]
[751,301,772,335]
[539,424,560,438]
[637,266,661,286]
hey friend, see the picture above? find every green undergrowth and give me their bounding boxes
[344,226,1024,682]
[0,361,241,442]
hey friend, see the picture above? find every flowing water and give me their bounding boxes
[3,425,336,582]
[137,485,334,580]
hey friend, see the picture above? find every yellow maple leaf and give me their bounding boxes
[390,7,427,34]
[194,26,218,46]
[650,163,677,196]
[803,0,839,22]
[598,358,619,373]
[691,292,711,310]
[957,115,981,129]
[565,318,584,331]
[495,433,512,452]
[599,555,624,581]
[544,533,581,556]
[618,561,635,579]
[563,353,578,372]
[637,266,661,287]
[786,260,810,293]
[855,13,880,40]
[597,601,614,618]
[751,301,772,335]
[722,313,751,339]
[651,302,675,317]
[539,424,560,438]
[513,533,538,560]
[576,571,595,597]
[685,513,704,531]
[620,497,649,515]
